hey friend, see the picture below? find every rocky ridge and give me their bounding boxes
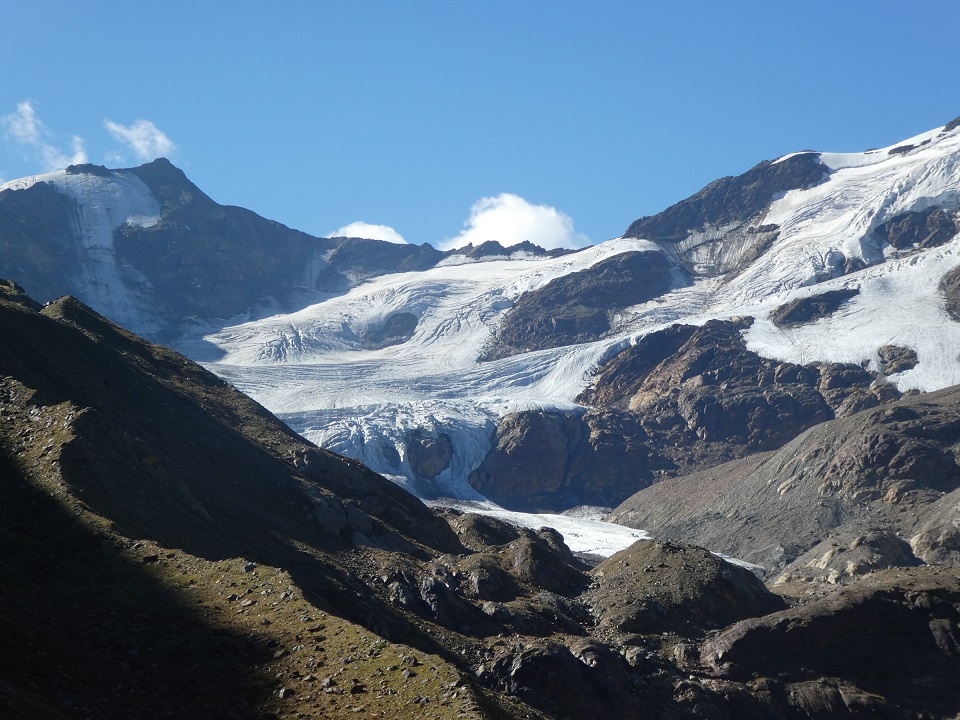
[470,316,903,511]
[609,383,960,581]
[4,282,960,719]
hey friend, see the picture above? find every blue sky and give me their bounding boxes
[2,2,959,249]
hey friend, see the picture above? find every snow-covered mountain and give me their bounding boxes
[3,118,960,513]
[184,119,960,501]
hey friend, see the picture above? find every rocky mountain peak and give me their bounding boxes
[127,156,216,211]
[624,151,828,245]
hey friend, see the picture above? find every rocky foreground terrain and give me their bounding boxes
[3,280,959,719]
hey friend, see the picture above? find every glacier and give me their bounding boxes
[177,121,960,550]
[6,120,960,558]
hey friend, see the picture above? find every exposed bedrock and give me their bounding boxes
[874,206,958,251]
[769,287,860,327]
[362,311,419,349]
[405,429,454,480]
[877,343,920,375]
[696,567,960,720]
[472,319,903,512]
[610,385,960,576]
[0,181,79,306]
[477,638,642,720]
[467,409,658,512]
[624,152,829,276]
[481,250,678,360]
[939,262,960,321]
[625,153,828,244]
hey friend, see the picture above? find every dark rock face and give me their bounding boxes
[623,153,828,278]
[769,288,860,327]
[587,540,784,637]
[318,237,443,291]
[473,319,904,512]
[597,319,840,455]
[625,153,828,244]
[467,409,659,511]
[468,411,579,507]
[0,180,79,305]
[0,159,445,340]
[479,639,642,720]
[117,161,442,329]
[939,263,960,321]
[874,207,958,251]
[878,344,919,375]
[482,250,678,360]
[405,429,453,480]
[699,567,960,718]
[448,240,556,259]
[579,324,698,408]
[362,311,419,349]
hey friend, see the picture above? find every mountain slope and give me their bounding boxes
[2,118,960,517]
[0,159,445,341]
[178,117,960,510]
[4,284,960,719]
[608,383,960,581]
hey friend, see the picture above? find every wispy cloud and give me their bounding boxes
[1,100,88,171]
[330,221,407,244]
[440,193,589,251]
[104,119,175,161]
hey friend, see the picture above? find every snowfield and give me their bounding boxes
[203,240,656,505]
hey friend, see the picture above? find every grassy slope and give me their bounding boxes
[0,293,532,720]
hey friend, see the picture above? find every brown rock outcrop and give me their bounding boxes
[472,319,893,512]
[482,250,677,360]
[699,567,960,718]
[587,540,784,637]
[610,385,960,576]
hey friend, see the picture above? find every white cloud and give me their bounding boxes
[1,100,88,171]
[440,193,589,251]
[104,119,175,161]
[330,221,407,244]
[103,150,127,166]
[4,101,41,145]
